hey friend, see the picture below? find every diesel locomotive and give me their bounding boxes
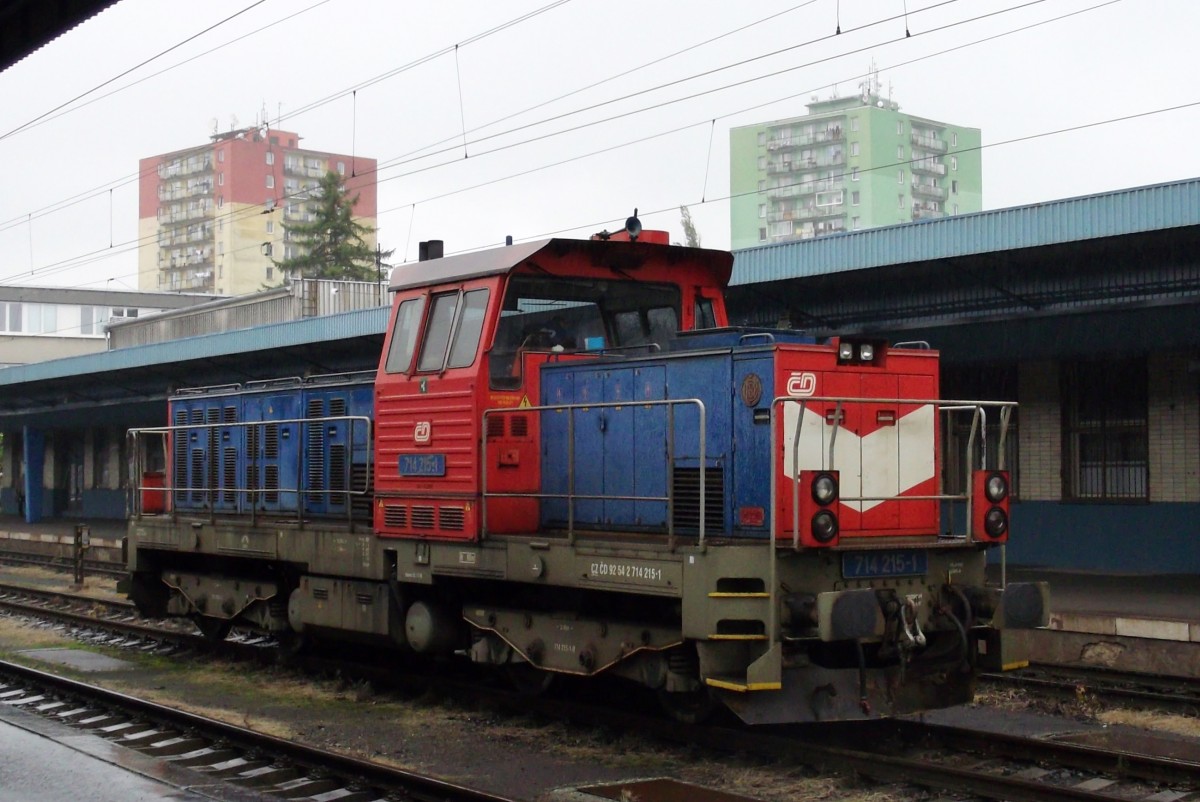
[124,221,1047,724]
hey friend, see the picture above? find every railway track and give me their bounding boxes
[984,664,1200,715]
[0,657,516,802]
[0,546,124,578]
[4,577,1200,802]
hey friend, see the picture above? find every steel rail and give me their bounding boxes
[0,658,516,802]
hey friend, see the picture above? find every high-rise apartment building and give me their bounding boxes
[730,80,980,250]
[138,127,377,295]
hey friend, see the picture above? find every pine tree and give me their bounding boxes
[274,171,391,281]
[678,205,701,247]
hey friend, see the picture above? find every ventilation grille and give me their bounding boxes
[330,444,347,496]
[411,506,435,529]
[306,399,325,503]
[173,409,188,503]
[265,423,279,458]
[439,507,465,531]
[206,408,220,506]
[510,415,529,438]
[264,465,279,504]
[222,447,237,503]
[223,405,237,423]
[384,504,407,528]
[312,587,329,601]
[246,426,259,504]
[352,463,373,521]
[190,449,205,502]
[355,592,374,606]
[330,398,347,416]
[487,416,505,439]
[672,467,725,534]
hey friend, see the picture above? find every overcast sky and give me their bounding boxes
[1,0,1198,290]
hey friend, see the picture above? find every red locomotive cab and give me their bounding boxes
[373,234,734,542]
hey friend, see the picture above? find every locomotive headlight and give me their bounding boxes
[984,507,1008,538]
[838,341,854,361]
[811,472,839,505]
[858,343,875,362]
[811,510,839,543]
[985,472,1009,503]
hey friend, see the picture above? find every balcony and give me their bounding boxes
[911,133,948,153]
[911,159,947,176]
[912,183,947,200]
[912,206,945,221]
[766,124,844,150]
[766,154,844,174]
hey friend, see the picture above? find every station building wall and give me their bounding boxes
[1008,354,1200,572]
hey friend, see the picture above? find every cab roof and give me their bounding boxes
[388,237,734,293]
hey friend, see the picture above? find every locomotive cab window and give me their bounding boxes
[384,296,426,374]
[489,275,680,390]
[416,288,491,373]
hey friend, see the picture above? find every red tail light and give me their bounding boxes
[798,469,839,547]
[972,470,1009,543]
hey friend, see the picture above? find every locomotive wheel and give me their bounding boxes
[506,662,555,696]
[657,686,717,724]
[194,615,232,643]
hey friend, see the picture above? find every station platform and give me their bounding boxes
[0,516,1197,676]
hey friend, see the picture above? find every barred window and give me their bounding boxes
[1062,360,1147,501]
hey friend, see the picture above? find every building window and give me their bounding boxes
[218,173,224,186]
[266,220,274,234]
[850,142,860,156]
[851,216,860,230]
[266,175,275,189]
[851,190,860,206]
[953,204,959,214]
[758,203,766,218]
[757,132,766,146]
[851,168,859,182]
[897,146,904,160]
[1063,359,1148,501]
[266,267,273,280]
[266,151,275,165]
[898,194,905,209]
[952,180,959,194]
[217,196,224,208]
[951,156,958,171]
[898,170,905,184]
[897,121,904,135]
[951,132,958,147]
[337,161,346,176]
[850,117,859,132]
[218,150,225,163]
[757,155,767,171]
[759,227,767,242]
[758,179,766,192]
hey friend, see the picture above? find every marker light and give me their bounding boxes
[811,472,839,505]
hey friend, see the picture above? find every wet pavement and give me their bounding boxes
[0,703,269,802]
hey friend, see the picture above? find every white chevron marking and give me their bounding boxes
[782,404,936,513]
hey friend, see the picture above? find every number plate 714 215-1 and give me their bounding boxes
[841,550,928,579]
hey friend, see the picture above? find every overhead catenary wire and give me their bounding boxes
[0,0,1131,285]
[1,0,1123,284]
[0,0,575,235]
[0,0,272,143]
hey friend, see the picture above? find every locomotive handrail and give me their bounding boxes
[171,382,243,397]
[737,332,776,346]
[771,396,1018,548]
[481,398,707,546]
[128,414,373,528]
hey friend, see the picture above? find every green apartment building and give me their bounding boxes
[730,87,981,250]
